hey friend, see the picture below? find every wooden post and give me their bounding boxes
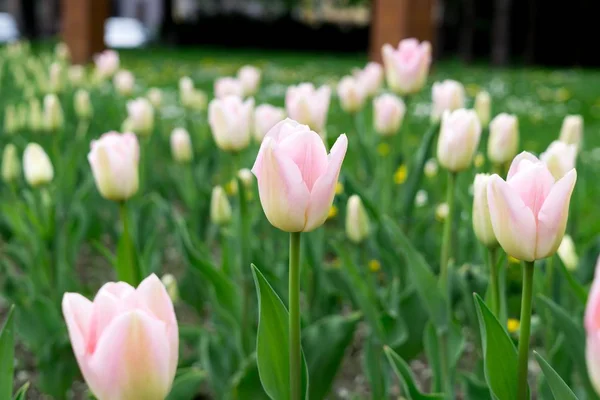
[61,0,109,65]
[369,0,435,63]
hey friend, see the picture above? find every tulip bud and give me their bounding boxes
[472,174,497,247]
[559,115,583,151]
[126,98,154,136]
[94,49,120,79]
[540,140,577,180]
[43,94,64,132]
[557,235,578,271]
[2,144,20,182]
[487,152,577,261]
[147,87,162,109]
[354,62,383,97]
[488,113,519,165]
[210,186,232,225]
[88,132,139,201]
[424,158,438,178]
[114,70,135,96]
[474,91,491,127]
[28,98,43,132]
[373,93,405,136]
[237,168,254,188]
[4,105,16,135]
[179,76,194,106]
[187,90,208,111]
[237,65,261,97]
[68,65,86,86]
[337,76,366,114]
[437,109,481,172]
[585,256,600,395]
[74,89,92,120]
[436,202,449,222]
[62,274,178,400]
[252,119,348,232]
[55,42,70,61]
[285,83,331,138]
[431,80,465,122]
[161,274,180,303]
[48,62,64,93]
[415,190,428,207]
[23,143,53,187]
[254,104,286,142]
[345,195,370,243]
[382,38,431,95]
[208,96,254,152]
[214,77,244,99]
[170,128,193,163]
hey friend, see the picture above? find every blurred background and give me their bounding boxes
[0,0,599,67]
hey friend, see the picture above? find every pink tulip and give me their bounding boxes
[237,65,261,96]
[94,50,120,79]
[431,80,465,121]
[252,118,348,232]
[62,274,178,400]
[373,93,405,136]
[382,38,431,95]
[487,152,577,261]
[585,255,600,395]
[337,75,366,113]
[214,77,244,99]
[254,104,286,142]
[353,62,384,97]
[285,83,331,137]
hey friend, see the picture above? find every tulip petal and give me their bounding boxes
[507,162,555,217]
[487,175,537,261]
[62,293,93,358]
[88,291,127,354]
[587,332,600,396]
[304,134,348,232]
[88,310,173,400]
[535,169,577,259]
[507,151,540,180]
[253,138,310,232]
[278,129,328,191]
[585,256,600,332]
[97,281,135,299]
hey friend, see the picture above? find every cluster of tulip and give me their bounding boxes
[0,37,597,400]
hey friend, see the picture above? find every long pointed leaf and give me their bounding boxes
[384,346,444,400]
[534,351,578,400]
[0,306,15,399]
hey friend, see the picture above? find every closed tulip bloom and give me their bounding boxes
[62,274,178,400]
[472,174,497,247]
[214,77,244,99]
[540,140,577,180]
[557,235,578,271]
[23,143,53,187]
[75,89,93,119]
[114,70,135,96]
[346,195,370,243]
[237,168,254,187]
[210,186,232,225]
[88,132,139,201]
[170,128,193,163]
[373,93,405,136]
[254,104,286,142]
[147,88,163,109]
[94,49,120,79]
[68,65,86,86]
[382,38,431,95]
[237,65,261,96]
[285,83,331,138]
[437,109,481,172]
[127,98,154,136]
[354,62,383,97]
[49,62,64,93]
[431,80,465,122]
[161,274,179,304]
[2,144,20,182]
[337,76,366,114]
[487,152,577,261]
[424,158,439,178]
[43,94,64,132]
[559,115,583,151]
[55,42,70,61]
[474,91,491,127]
[488,113,519,165]
[179,77,195,107]
[252,119,348,232]
[208,95,254,151]
[585,256,600,395]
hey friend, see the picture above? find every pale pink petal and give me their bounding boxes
[587,332,600,395]
[62,293,93,358]
[535,169,577,259]
[87,291,126,354]
[278,129,328,191]
[507,162,555,217]
[304,134,348,231]
[252,119,307,178]
[96,281,135,300]
[585,256,600,332]
[87,310,174,400]
[487,175,537,261]
[507,151,540,180]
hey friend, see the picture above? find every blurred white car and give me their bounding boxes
[0,13,19,43]
[104,17,149,49]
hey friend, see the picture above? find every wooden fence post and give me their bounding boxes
[61,0,109,65]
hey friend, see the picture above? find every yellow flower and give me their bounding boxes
[377,142,390,157]
[507,318,520,333]
[474,153,485,168]
[335,182,344,195]
[508,256,520,264]
[225,179,238,196]
[368,259,381,272]
[328,205,338,219]
[394,164,408,185]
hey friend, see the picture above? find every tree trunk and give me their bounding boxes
[459,0,475,63]
[524,0,536,64]
[492,0,512,65]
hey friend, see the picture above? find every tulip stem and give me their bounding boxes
[289,231,302,400]
[517,260,535,400]
[488,247,500,317]
[118,202,139,285]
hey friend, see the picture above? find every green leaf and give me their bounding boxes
[534,351,579,400]
[252,264,309,400]
[384,346,444,400]
[0,305,15,400]
[423,322,466,393]
[382,217,448,332]
[392,288,428,361]
[556,257,587,305]
[473,294,520,400]
[12,382,29,400]
[230,355,269,400]
[115,204,140,285]
[364,336,388,399]
[166,368,207,400]
[303,313,360,400]
[460,373,491,400]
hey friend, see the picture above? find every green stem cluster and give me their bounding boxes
[289,232,302,400]
[517,261,535,400]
